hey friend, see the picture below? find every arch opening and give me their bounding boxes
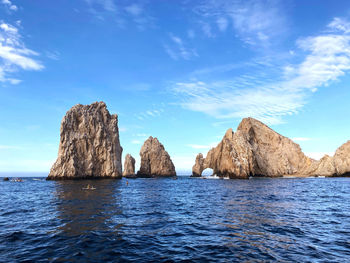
[202,168,214,176]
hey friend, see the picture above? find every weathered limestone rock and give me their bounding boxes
[309,155,336,177]
[123,154,136,177]
[192,117,350,178]
[137,136,176,177]
[333,141,350,176]
[47,101,123,180]
[192,153,205,177]
[192,117,315,178]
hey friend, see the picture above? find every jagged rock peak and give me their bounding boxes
[47,101,123,180]
[192,153,204,177]
[137,136,176,177]
[192,117,315,178]
[123,154,136,177]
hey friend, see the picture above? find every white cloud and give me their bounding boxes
[292,137,312,142]
[1,0,17,11]
[328,17,350,34]
[45,50,60,60]
[135,109,162,121]
[193,0,286,45]
[164,33,198,60]
[0,22,43,84]
[172,17,350,125]
[131,140,142,144]
[125,4,143,16]
[200,21,214,37]
[85,0,116,12]
[217,17,228,32]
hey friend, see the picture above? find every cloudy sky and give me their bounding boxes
[1,0,350,173]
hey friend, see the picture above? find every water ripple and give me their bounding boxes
[0,177,349,262]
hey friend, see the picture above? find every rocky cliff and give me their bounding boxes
[123,154,136,177]
[47,102,123,180]
[137,136,176,177]
[192,117,350,178]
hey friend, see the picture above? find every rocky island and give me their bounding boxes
[47,102,123,180]
[123,154,136,177]
[137,136,176,177]
[192,117,350,178]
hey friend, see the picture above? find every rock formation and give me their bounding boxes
[137,136,176,177]
[123,154,136,177]
[47,101,123,180]
[192,153,205,177]
[192,117,350,178]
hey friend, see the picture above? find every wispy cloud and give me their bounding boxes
[192,0,287,46]
[85,0,116,12]
[1,0,17,11]
[131,140,142,144]
[216,17,228,32]
[125,4,142,16]
[45,50,60,60]
[0,22,43,84]
[85,1,153,29]
[164,33,198,60]
[172,17,350,125]
[135,109,162,121]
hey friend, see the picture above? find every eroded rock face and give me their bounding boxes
[137,136,176,177]
[333,141,350,176]
[192,153,204,177]
[192,117,323,178]
[123,154,135,177]
[47,101,123,180]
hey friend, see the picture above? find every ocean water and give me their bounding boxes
[0,176,350,262]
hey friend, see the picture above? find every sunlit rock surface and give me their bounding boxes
[123,154,136,177]
[192,117,350,178]
[47,101,123,180]
[137,136,176,177]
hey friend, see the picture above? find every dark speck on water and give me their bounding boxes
[0,176,350,262]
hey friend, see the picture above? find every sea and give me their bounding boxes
[0,175,349,262]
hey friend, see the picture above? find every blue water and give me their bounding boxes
[0,176,350,262]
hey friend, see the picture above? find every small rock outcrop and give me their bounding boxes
[137,136,176,177]
[192,153,205,177]
[192,117,350,178]
[47,101,123,180]
[123,154,136,177]
[3,177,9,181]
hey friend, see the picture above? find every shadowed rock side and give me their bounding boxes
[192,117,350,178]
[137,136,176,177]
[123,154,135,177]
[47,102,123,180]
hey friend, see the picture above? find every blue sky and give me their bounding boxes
[1,0,350,174]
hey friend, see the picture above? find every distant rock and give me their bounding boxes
[47,101,123,180]
[137,136,176,177]
[192,117,350,178]
[192,153,204,177]
[3,177,9,181]
[333,141,350,176]
[123,154,136,177]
